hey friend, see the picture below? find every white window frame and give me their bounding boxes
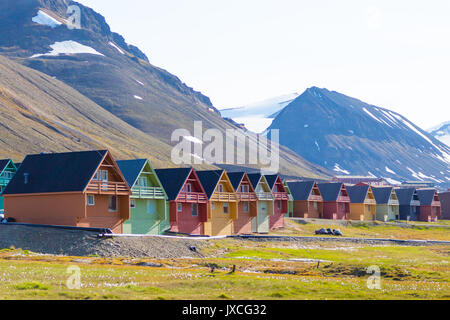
[130,199,136,209]
[277,200,281,210]
[184,183,192,193]
[177,203,183,212]
[218,184,224,192]
[192,203,198,217]
[87,195,95,206]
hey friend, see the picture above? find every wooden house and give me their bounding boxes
[283,181,294,218]
[197,170,239,236]
[0,159,17,213]
[117,159,169,235]
[247,173,274,233]
[287,181,323,218]
[228,172,258,234]
[372,187,399,221]
[395,188,420,221]
[317,183,350,220]
[154,168,208,235]
[3,150,131,233]
[416,189,441,222]
[347,185,377,221]
[265,174,289,230]
[439,191,450,220]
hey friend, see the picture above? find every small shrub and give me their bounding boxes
[14,281,49,290]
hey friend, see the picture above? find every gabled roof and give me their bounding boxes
[196,170,224,199]
[116,159,148,188]
[227,172,246,190]
[154,168,193,201]
[265,174,279,190]
[247,173,263,189]
[317,182,344,202]
[3,150,108,195]
[347,185,370,203]
[395,188,416,205]
[372,187,394,204]
[287,181,315,201]
[417,189,438,206]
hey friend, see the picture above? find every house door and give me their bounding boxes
[147,200,156,215]
[255,201,269,233]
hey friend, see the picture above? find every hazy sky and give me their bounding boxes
[79,0,450,129]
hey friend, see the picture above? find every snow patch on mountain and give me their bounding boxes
[30,41,104,58]
[109,42,125,55]
[32,10,62,28]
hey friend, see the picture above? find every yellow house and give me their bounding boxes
[347,184,377,221]
[197,170,239,236]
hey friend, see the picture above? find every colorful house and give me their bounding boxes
[440,191,450,220]
[117,159,169,234]
[395,188,420,221]
[347,185,377,221]
[154,168,208,235]
[228,172,258,234]
[287,181,323,218]
[3,150,131,233]
[0,159,17,213]
[317,183,350,220]
[416,189,441,222]
[283,181,294,218]
[372,187,399,221]
[197,170,239,236]
[265,174,289,230]
[248,173,274,233]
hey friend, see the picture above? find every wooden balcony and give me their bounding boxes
[411,200,420,207]
[237,192,258,201]
[273,192,290,201]
[256,192,274,201]
[177,192,208,203]
[131,186,165,199]
[337,195,350,202]
[0,177,11,187]
[211,192,238,202]
[431,201,441,207]
[364,199,377,205]
[86,181,130,195]
[309,194,322,201]
[388,200,399,206]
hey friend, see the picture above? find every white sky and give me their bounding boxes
[79,0,450,129]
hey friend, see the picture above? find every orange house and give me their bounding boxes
[3,150,131,233]
[228,172,258,234]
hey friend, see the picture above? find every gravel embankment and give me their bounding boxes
[0,224,210,258]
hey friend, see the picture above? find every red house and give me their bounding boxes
[265,174,289,230]
[317,182,350,220]
[417,189,441,222]
[154,168,208,235]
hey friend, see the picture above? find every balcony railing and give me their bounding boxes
[309,194,322,201]
[237,192,258,201]
[0,177,11,187]
[431,201,441,207]
[388,200,399,206]
[131,186,165,199]
[273,192,290,201]
[365,199,377,205]
[256,192,274,201]
[178,192,208,203]
[411,200,420,206]
[211,192,238,202]
[86,181,130,194]
[337,195,350,202]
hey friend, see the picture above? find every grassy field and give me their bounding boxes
[0,236,448,300]
[275,219,450,241]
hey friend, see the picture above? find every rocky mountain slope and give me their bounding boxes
[267,87,450,187]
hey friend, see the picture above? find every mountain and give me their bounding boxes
[267,87,450,187]
[220,93,300,133]
[0,0,329,179]
[428,121,450,147]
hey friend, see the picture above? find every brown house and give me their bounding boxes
[3,150,131,233]
[439,191,450,220]
[287,181,323,218]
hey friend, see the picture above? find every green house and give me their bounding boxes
[372,187,399,221]
[0,159,18,213]
[284,180,294,218]
[117,159,169,234]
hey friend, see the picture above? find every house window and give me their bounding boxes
[177,203,183,212]
[130,199,136,208]
[94,170,108,181]
[277,200,281,210]
[184,183,192,192]
[240,185,249,193]
[313,202,318,210]
[223,203,229,214]
[147,200,155,214]
[138,177,148,187]
[243,202,249,213]
[192,203,198,216]
[211,202,215,211]
[218,184,224,192]
[341,203,345,211]
[2,171,13,179]
[261,202,267,212]
[108,195,118,212]
[87,195,95,206]
[368,205,371,212]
